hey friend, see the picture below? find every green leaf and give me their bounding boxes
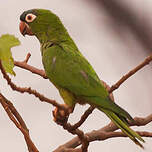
[0,34,20,75]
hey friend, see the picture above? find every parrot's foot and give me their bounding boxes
[52,104,74,125]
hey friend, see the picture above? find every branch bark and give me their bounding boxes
[14,53,47,79]
[0,93,39,152]
[54,114,152,152]
[109,54,152,93]
[0,61,66,111]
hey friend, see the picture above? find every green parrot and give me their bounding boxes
[19,9,144,147]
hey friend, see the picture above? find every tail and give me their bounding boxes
[99,107,145,148]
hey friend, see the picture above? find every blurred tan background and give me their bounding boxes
[0,0,152,151]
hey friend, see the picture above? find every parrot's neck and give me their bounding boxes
[35,26,70,45]
[36,27,78,56]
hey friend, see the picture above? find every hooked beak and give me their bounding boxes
[19,21,34,36]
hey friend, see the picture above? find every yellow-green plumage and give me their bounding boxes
[20,9,145,147]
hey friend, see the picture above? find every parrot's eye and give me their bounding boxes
[25,13,36,23]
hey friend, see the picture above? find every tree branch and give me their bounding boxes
[109,54,152,93]
[53,107,89,152]
[0,61,67,111]
[70,106,95,130]
[0,93,39,152]
[53,114,152,151]
[14,53,47,79]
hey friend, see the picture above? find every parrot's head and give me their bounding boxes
[19,9,66,43]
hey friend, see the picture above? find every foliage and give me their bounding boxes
[0,34,20,75]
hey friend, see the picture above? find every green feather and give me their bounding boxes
[100,108,144,148]
[20,9,145,147]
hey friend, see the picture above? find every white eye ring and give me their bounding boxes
[25,13,36,23]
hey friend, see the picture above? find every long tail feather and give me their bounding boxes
[99,107,145,148]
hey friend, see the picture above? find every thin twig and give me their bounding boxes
[71,106,95,130]
[14,53,47,79]
[14,60,47,79]
[0,93,39,152]
[0,93,32,151]
[23,53,31,63]
[109,54,152,93]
